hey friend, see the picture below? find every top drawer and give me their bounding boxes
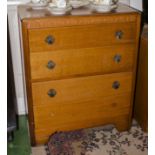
[28,22,137,52]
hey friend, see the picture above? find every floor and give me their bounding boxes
[7,116,31,155]
[32,146,46,155]
[33,121,148,155]
[7,116,147,155]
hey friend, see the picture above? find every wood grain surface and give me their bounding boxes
[20,5,141,145]
[28,23,136,52]
[30,44,135,81]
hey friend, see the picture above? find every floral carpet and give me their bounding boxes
[45,121,148,155]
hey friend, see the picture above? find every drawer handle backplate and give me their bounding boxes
[115,31,123,39]
[47,60,56,69]
[114,54,122,63]
[112,81,120,89]
[45,35,55,44]
[47,89,57,97]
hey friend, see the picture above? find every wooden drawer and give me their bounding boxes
[33,92,131,130]
[30,44,135,81]
[32,72,132,107]
[32,72,132,136]
[28,23,136,52]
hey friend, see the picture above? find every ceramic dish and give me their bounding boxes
[69,0,90,8]
[28,2,48,9]
[49,2,57,8]
[47,5,72,15]
[89,3,117,13]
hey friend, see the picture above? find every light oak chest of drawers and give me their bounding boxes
[19,4,141,145]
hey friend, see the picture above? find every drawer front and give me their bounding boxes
[32,72,132,143]
[32,72,132,107]
[28,23,136,52]
[33,93,131,129]
[30,44,135,80]
[32,72,132,134]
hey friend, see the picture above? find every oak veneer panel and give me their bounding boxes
[32,72,132,107]
[35,114,130,144]
[28,23,136,52]
[34,93,131,130]
[19,4,139,29]
[30,44,135,81]
[134,25,148,132]
[21,22,36,145]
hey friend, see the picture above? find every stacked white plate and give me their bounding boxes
[89,3,117,12]
[69,0,90,9]
[48,3,72,15]
[28,2,48,10]
[89,0,118,13]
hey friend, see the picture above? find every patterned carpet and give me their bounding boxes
[45,121,148,155]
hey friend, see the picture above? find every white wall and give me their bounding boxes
[119,0,130,5]
[7,0,30,115]
[119,0,143,11]
[130,0,143,11]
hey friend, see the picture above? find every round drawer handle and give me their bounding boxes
[114,54,122,63]
[47,60,56,69]
[47,89,57,97]
[112,81,120,89]
[115,31,123,39]
[45,35,55,44]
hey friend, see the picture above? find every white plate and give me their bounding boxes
[89,3,117,13]
[48,2,57,8]
[28,2,48,9]
[47,6,72,15]
[69,0,90,8]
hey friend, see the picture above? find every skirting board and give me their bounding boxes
[17,97,27,115]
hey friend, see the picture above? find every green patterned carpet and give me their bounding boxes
[7,116,31,155]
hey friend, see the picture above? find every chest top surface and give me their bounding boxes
[18,3,140,29]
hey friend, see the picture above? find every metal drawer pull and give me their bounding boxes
[112,81,120,89]
[114,54,121,63]
[115,31,123,39]
[45,35,55,44]
[47,60,56,69]
[47,89,57,97]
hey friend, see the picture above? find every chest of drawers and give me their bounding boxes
[19,4,141,145]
